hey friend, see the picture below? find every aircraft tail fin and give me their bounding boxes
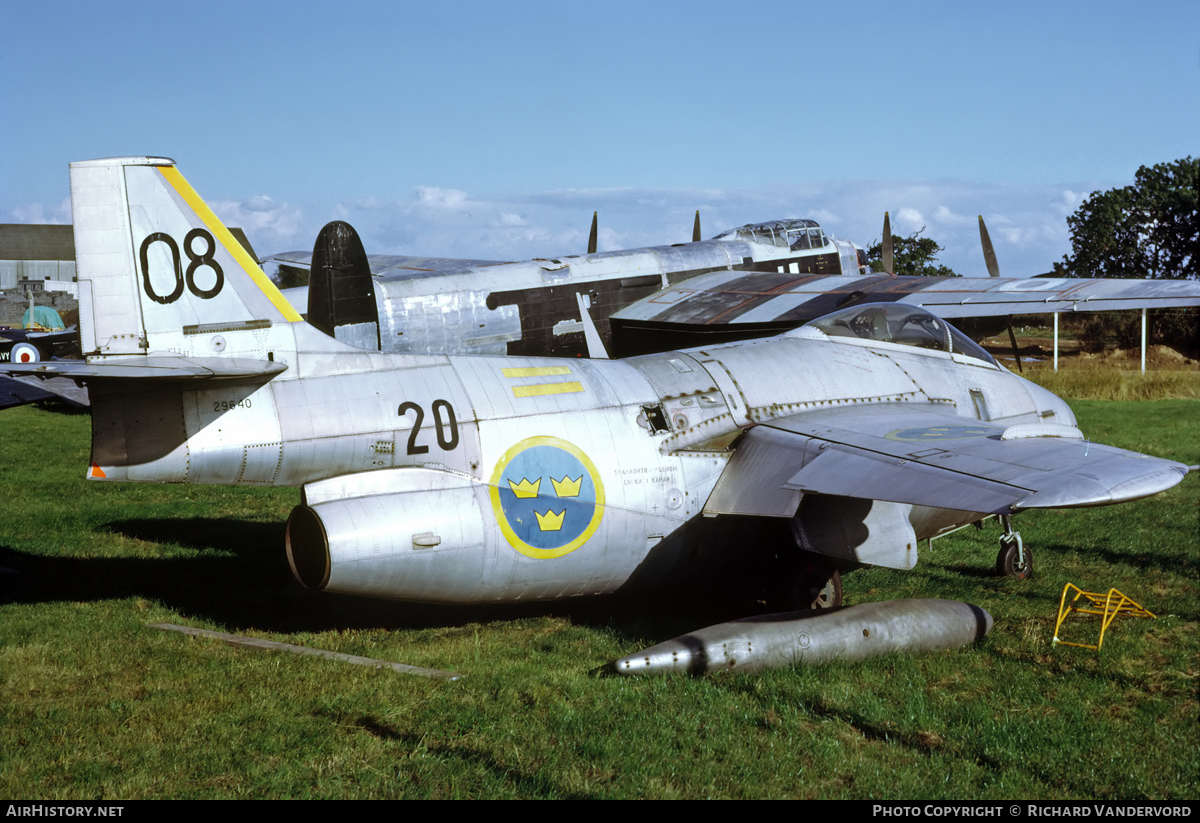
[70,157,303,358]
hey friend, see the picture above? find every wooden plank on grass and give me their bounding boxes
[149,622,463,680]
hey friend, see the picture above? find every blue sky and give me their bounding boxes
[2,0,1197,275]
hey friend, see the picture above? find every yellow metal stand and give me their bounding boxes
[1053,583,1155,651]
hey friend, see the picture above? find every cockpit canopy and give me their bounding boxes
[713,219,828,251]
[802,303,997,365]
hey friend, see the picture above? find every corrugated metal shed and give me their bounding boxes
[0,224,75,261]
[0,224,256,291]
[1,224,77,290]
[0,261,76,290]
[0,223,257,263]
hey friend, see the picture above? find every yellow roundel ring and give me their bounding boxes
[489,436,605,559]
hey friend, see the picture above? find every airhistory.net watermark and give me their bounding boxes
[6,807,123,817]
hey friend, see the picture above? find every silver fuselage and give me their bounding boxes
[89,321,1064,603]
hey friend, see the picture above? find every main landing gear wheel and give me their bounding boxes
[780,558,843,611]
[995,516,1032,580]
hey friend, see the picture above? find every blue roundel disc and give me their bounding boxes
[886,424,995,441]
[489,437,605,559]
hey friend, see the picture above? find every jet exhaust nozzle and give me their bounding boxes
[284,482,490,603]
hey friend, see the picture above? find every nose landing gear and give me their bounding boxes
[995,515,1032,580]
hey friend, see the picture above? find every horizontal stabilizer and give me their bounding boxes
[2,356,286,382]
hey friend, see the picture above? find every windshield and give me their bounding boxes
[713,219,826,249]
[807,303,996,365]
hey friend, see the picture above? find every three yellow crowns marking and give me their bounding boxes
[508,478,541,498]
[550,475,582,497]
[508,475,582,531]
[535,510,565,531]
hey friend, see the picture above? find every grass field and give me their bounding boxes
[2,398,1197,800]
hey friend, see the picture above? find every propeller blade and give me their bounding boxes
[587,211,599,254]
[882,211,894,274]
[692,210,702,243]
[979,215,1001,278]
[575,292,609,359]
[1006,320,1023,373]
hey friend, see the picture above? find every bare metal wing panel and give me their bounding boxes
[613,271,1200,327]
[703,405,1189,517]
[262,251,510,277]
[0,375,89,409]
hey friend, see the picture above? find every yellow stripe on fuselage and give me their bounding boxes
[502,366,573,378]
[158,165,303,323]
[512,382,584,397]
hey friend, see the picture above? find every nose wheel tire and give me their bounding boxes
[996,537,1032,580]
[995,515,1031,580]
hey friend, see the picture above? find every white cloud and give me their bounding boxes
[597,226,621,252]
[210,197,306,247]
[932,204,975,228]
[5,198,71,224]
[415,186,468,209]
[243,195,279,213]
[894,207,925,231]
[1058,189,1085,215]
[253,177,1087,278]
[810,209,841,227]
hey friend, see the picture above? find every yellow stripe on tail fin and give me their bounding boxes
[158,166,302,323]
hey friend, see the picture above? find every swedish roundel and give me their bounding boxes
[885,424,995,442]
[489,436,605,559]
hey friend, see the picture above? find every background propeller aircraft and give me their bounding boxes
[4,156,1192,610]
[264,209,1200,361]
[262,214,867,359]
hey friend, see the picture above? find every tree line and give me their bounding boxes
[868,157,1197,351]
[868,157,1197,281]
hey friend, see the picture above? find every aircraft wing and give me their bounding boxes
[612,271,1200,330]
[703,405,1189,518]
[0,375,89,409]
[265,251,516,318]
[261,251,510,277]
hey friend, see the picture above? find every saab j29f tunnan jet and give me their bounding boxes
[7,157,1194,609]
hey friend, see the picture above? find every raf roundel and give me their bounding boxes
[489,436,605,559]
